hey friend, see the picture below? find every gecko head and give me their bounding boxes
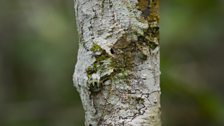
[88,73,101,93]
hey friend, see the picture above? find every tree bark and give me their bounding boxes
[73,0,160,125]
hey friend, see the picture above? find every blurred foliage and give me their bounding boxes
[0,0,224,126]
[161,0,224,126]
[0,0,83,126]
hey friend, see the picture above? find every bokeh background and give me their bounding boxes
[0,0,223,126]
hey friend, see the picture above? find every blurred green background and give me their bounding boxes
[0,0,224,126]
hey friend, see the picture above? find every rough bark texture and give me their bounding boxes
[73,0,160,125]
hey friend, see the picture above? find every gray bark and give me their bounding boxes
[73,0,161,125]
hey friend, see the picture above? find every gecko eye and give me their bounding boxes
[110,48,115,54]
[94,81,98,86]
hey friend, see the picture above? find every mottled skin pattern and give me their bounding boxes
[73,0,160,125]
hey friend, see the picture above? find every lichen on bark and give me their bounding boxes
[73,0,161,125]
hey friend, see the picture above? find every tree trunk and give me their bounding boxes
[73,0,160,125]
